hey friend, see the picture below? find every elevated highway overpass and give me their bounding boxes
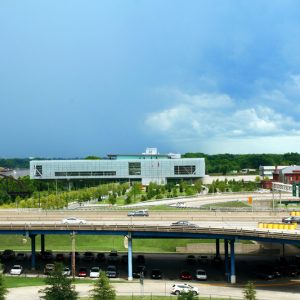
[0,209,299,284]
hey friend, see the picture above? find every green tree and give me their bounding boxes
[39,263,78,300]
[85,156,101,160]
[108,194,116,205]
[243,281,256,300]
[178,291,198,300]
[90,271,116,300]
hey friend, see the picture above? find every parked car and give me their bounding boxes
[133,265,147,278]
[170,283,199,295]
[186,255,197,264]
[90,267,101,278]
[151,269,162,279]
[171,220,198,228]
[2,249,15,260]
[195,269,207,280]
[62,217,87,225]
[179,271,193,280]
[78,267,88,277]
[56,253,64,261]
[42,250,53,261]
[255,271,276,280]
[198,255,209,264]
[136,255,145,264]
[108,250,118,262]
[106,265,118,278]
[97,253,105,262]
[44,264,55,275]
[127,210,149,217]
[121,255,128,264]
[62,267,71,276]
[10,265,23,275]
[83,252,94,261]
[16,252,26,261]
[282,216,300,224]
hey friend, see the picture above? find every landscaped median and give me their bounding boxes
[258,223,297,230]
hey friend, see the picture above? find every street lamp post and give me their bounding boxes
[71,231,76,280]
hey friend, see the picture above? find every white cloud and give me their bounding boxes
[145,87,300,153]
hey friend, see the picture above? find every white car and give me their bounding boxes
[170,283,199,295]
[195,269,207,280]
[10,265,23,275]
[62,267,71,276]
[90,266,101,278]
[62,217,86,225]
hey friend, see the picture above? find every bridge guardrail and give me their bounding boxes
[0,223,299,241]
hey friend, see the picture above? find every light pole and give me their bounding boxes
[71,231,76,280]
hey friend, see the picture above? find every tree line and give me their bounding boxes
[183,152,300,174]
[2,152,300,174]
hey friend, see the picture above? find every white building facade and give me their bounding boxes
[30,150,205,185]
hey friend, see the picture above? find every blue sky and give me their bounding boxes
[1,1,300,157]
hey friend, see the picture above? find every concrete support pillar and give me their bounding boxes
[230,239,236,284]
[224,239,229,280]
[30,235,36,270]
[216,238,220,257]
[127,233,133,281]
[41,234,45,254]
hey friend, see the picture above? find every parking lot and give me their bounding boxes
[2,250,300,284]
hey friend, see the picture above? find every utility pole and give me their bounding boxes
[71,231,76,280]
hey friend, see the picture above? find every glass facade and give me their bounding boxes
[30,157,205,185]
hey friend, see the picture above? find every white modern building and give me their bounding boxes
[30,148,205,185]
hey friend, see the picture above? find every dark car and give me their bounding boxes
[171,220,198,228]
[56,253,64,261]
[108,250,118,262]
[133,265,147,278]
[186,255,197,264]
[255,271,276,280]
[97,253,105,262]
[136,255,145,264]
[180,271,193,280]
[106,265,118,278]
[78,267,88,277]
[151,269,162,279]
[83,252,94,261]
[282,216,300,224]
[2,249,15,260]
[121,255,128,264]
[41,250,53,261]
[276,265,299,277]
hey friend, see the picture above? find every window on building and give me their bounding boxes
[35,165,43,177]
[54,171,116,177]
[128,162,141,175]
[174,165,196,175]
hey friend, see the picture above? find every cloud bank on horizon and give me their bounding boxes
[1,1,300,156]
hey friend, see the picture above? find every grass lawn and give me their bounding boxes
[0,235,223,252]
[3,276,95,288]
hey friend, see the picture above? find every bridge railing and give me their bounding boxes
[1,223,300,241]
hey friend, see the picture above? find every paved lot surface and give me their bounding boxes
[7,279,300,300]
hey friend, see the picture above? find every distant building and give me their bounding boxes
[259,165,288,179]
[278,166,300,184]
[30,148,205,185]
